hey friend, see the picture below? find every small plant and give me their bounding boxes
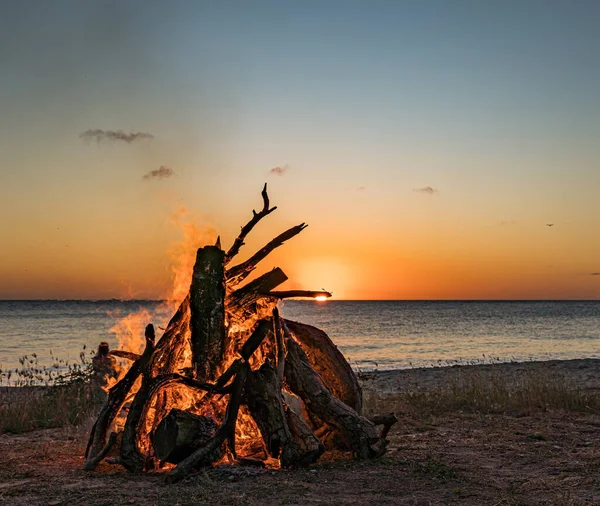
[0,347,100,434]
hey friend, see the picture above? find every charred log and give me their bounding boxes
[190,245,226,381]
[167,363,249,483]
[119,326,156,473]
[152,409,221,464]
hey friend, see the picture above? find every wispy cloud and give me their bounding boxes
[142,166,174,180]
[590,272,600,276]
[357,186,366,191]
[269,164,290,176]
[80,129,154,143]
[414,186,439,195]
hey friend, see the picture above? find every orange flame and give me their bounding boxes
[109,206,217,353]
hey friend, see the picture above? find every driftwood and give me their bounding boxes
[283,324,385,459]
[284,320,363,414]
[85,184,396,481]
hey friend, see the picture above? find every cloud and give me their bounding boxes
[269,164,290,176]
[357,186,366,191]
[414,186,439,195]
[142,166,175,180]
[590,272,600,276]
[80,129,154,143]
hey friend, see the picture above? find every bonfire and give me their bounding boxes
[84,185,397,482]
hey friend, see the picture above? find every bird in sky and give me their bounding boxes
[546,223,554,227]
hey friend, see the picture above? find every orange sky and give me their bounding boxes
[1,2,599,300]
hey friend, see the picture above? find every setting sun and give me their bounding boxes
[315,295,328,301]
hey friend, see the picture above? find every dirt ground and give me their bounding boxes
[2,409,600,506]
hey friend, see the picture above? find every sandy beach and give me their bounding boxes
[362,358,600,394]
[2,358,600,505]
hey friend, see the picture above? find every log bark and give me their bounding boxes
[152,409,221,464]
[243,361,320,467]
[190,245,226,381]
[283,328,384,459]
[284,406,325,466]
[284,320,363,414]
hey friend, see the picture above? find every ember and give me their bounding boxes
[84,185,397,482]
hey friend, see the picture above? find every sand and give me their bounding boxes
[2,359,600,505]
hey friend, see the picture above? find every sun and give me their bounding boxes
[315,295,328,302]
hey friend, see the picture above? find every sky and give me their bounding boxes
[0,0,599,300]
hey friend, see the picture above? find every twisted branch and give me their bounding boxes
[225,183,277,264]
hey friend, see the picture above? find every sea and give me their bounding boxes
[0,300,599,375]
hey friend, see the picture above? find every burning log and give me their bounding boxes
[152,409,221,464]
[84,324,155,470]
[189,245,226,381]
[84,184,396,481]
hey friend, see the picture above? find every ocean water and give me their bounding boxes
[0,300,599,373]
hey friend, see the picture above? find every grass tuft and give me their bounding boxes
[0,349,100,434]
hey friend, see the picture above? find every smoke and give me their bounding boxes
[414,186,439,195]
[269,164,290,176]
[79,129,154,143]
[143,166,175,180]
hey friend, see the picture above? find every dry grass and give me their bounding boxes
[362,363,600,419]
[0,350,100,434]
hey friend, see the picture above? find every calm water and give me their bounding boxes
[0,300,599,373]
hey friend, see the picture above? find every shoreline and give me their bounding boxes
[4,357,600,392]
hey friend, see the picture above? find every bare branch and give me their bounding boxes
[265,290,332,300]
[224,183,277,264]
[226,223,308,286]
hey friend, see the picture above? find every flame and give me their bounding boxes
[166,205,217,308]
[102,205,299,469]
[109,206,216,354]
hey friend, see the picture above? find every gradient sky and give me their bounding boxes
[1,0,599,300]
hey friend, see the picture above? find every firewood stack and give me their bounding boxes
[84,185,397,482]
